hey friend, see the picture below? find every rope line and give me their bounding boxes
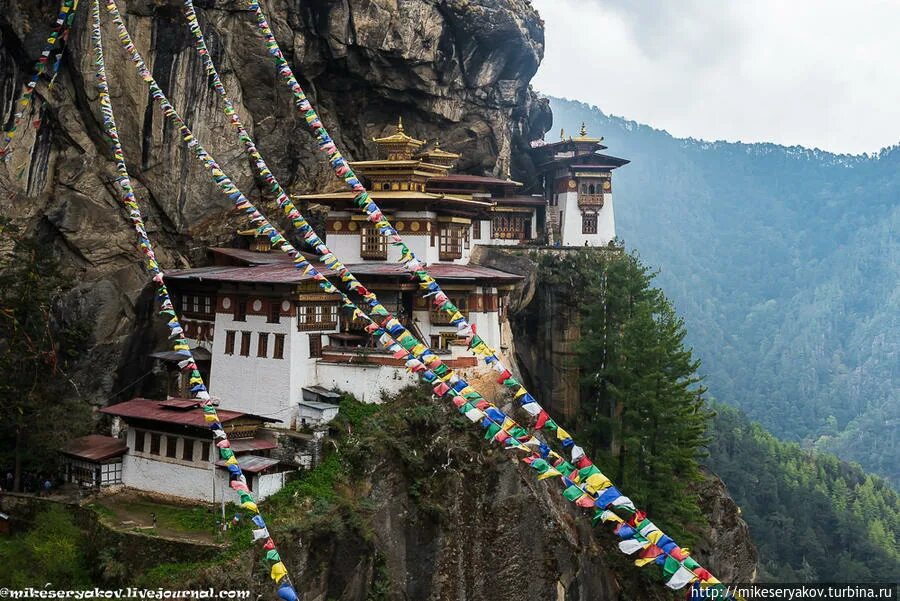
[110,1,684,595]
[245,1,730,593]
[92,1,297,596]
[0,0,80,160]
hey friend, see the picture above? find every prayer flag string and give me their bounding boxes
[0,0,80,160]
[93,2,296,597]
[245,1,732,594]
[121,3,714,594]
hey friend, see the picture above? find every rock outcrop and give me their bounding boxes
[0,0,552,403]
[134,392,757,600]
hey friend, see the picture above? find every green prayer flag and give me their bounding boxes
[530,458,550,473]
[563,484,585,502]
[578,465,602,479]
[484,423,501,441]
[662,555,682,580]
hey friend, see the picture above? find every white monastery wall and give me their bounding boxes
[315,361,417,403]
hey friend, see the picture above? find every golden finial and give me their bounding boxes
[397,116,404,133]
[580,122,587,137]
[560,127,566,140]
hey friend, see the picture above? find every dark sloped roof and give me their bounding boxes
[60,435,128,462]
[216,455,280,473]
[100,398,280,426]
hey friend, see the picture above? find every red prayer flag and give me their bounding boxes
[535,410,550,429]
[576,495,596,508]
[263,538,276,550]
[639,545,663,560]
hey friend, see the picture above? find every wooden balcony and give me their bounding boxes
[578,193,605,208]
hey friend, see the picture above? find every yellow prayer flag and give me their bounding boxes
[204,414,218,423]
[646,530,664,545]
[537,468,561,481]
[241,500,259,514]
[585,473,611,494]
[270,561,287,582]
[225,456,238,466]
[556,427,571,441]
[634,557,657,567]
[514,387,527,399]
[501,417,516,432]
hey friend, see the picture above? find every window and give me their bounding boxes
[182,439,194,461]
[240,331,251,356]
[582,212,598,235]
[273,334,285,359]
[309,333,323,358]
[439,226,463,260]
[134,429,146,453]
[360,226,387,259]
[234,298,247,322]
[297,303,338,330]
[149,433,161,456]
[431,294,468,325]
[180,294,214,319]
[491,214,530,240]
[257,332,269,358]
[472,220,481,240]
[166,436,178,459]
[225,330,235,355]
[200,441,211,463]
[268,301,281,324]
[100,461,123,485]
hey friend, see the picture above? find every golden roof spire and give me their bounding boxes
[372,116,425,160]
[580,122,588,137]
[560,127,566,140]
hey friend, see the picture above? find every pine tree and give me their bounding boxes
[0,219,91,491]
[576,251,712,536]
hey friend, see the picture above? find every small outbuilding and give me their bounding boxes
[59,434,128,488]
[298,388,341,427]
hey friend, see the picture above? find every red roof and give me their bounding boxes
[495,195,546,207]
[216,455,281,473]
[229,438,278,453]
[345,262,522,283]
[428,174,520,187]
[60,435,128,462]
[209,247,296,266]
[167,262,334,285]
[167,259,520,285]
[100,398,279,426]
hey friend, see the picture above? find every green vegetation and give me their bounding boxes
[90,498,220,533]
[551,97,900,487]
[706,404,900,582]
[140,389,454,589]
[0,219,92,490]
[0,505,91,586]
[537,249,713,543]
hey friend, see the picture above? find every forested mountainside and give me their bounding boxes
[706,405,900,582]
[549,97,899,486]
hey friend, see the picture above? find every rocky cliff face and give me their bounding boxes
[132,391,756,600]
[0,0,551,402]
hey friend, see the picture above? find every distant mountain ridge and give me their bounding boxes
[547,96,899,486]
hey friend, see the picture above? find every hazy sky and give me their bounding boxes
[530,0,900,155]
